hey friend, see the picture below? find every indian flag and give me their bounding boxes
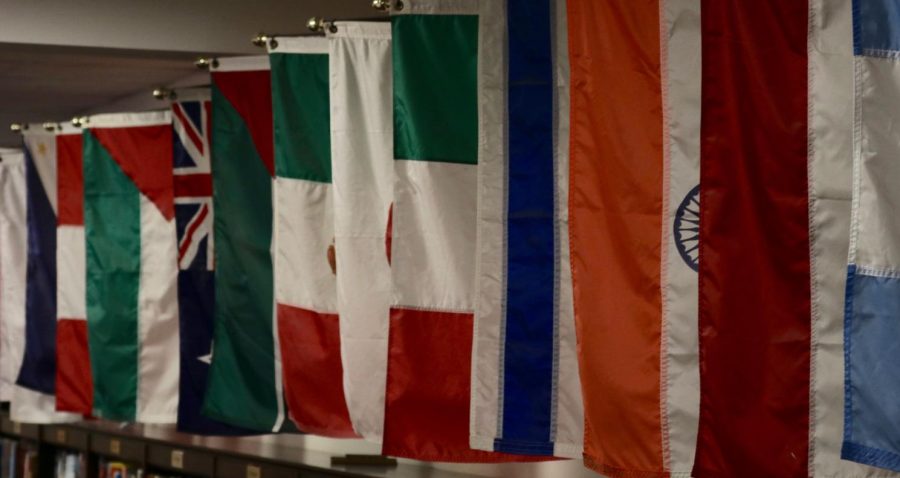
[567,0,702,475]
[83,112,180,423]
[269,37,356,437]
[203,56,285,432]
[385,0,542,461]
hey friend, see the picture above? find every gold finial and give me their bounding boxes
[252,33,270,48]
[194,57,218,70]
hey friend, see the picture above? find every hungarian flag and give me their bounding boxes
[385,0,541,461]
[269,37,356,437]
[55,127,94,415]
[470,0,583,458]
[84,112,180,423]
[843,0,900,472]
[171,90,248,435]
[567,0,701,475]
[327,21,393,443]
[203,56,286,432]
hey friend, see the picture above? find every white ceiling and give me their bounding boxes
[0,0,385,147]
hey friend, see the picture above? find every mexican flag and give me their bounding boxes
[203,56,285,432]
[269,36,356,437]
[83,112,180,423]
[327,21,394,443]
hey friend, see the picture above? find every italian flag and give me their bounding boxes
[83,112,180,423]
[269,37,356,437]
[384,0,541,462]
[202,56,285,432]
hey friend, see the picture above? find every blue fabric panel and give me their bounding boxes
[176,267,248,435]
[17,146,58,394]
[173,129,196,169]
[496,0,556,455]
[842,267,900,471]
[854,0,900,55]
[181,102,202,131]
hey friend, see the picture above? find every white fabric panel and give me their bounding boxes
[470,0,506,454]
[22,131,58,215]
[391,160,477,312]
[394,0,478,15]
[0,150,27,403]
[211,55,270,72]
[660,0,701,473]
[851,54,900,271]
[268,36,327,54]
[86,111,170,129]
[551,0,583,459]
[57,226,86,320]
[11,384,78,424]
[135,194,180,423]
[274,178,336,312]
[328,21,392,443]
[269,178,286,433]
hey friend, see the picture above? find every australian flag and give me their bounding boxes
[172,91,249,435]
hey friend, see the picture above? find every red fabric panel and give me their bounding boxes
[567,1,666,475]
[694,1,811,476]
[383,308,548,462]
[212,70,274,177]
[57,133,84,226]
[56,319,93,415]
[90,125,175,220]
[174,173,213,198]
[277,304,358,438]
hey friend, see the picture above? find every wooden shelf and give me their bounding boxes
[0,413,479,478]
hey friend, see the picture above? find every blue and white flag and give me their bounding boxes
[469,0,583,458]
[843,0,900,472]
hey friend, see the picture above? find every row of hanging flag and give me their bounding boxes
[2,0,900,476]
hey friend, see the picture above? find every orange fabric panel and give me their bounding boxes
[277,304,358,438]
[568,0,666,475]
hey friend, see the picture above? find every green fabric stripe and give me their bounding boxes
[271,53,332,182]
[393,14,478,165]
[203,83,279,431]
[83,130,140,421]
